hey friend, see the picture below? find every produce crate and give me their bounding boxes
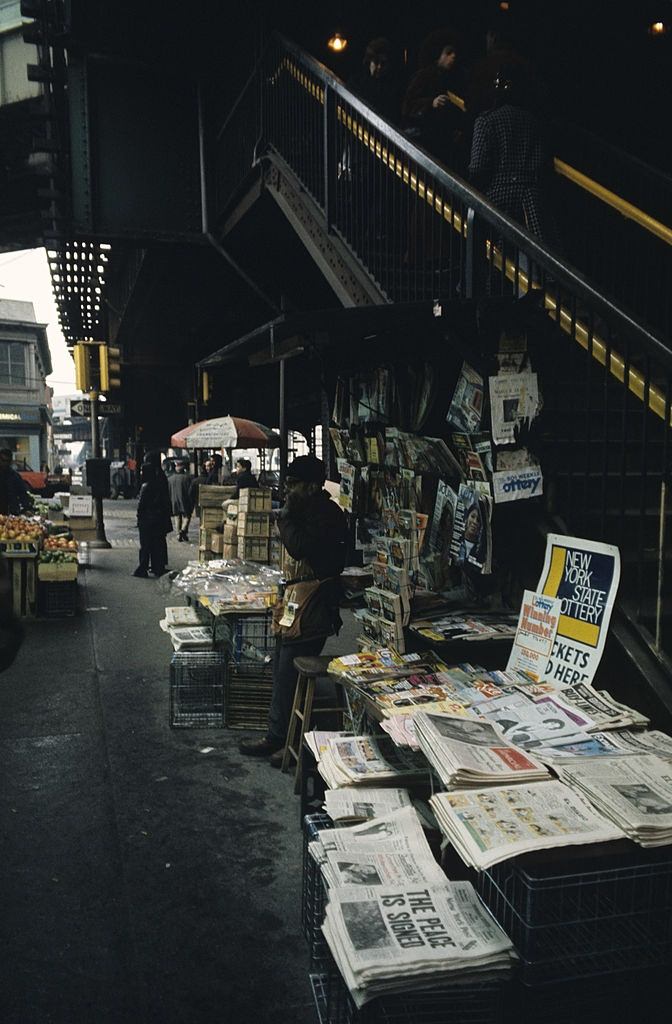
[237,511,271,538]
[476,844,672,983]
[224,662,274,729]
[302,813,334,964]
[236,536,269,562]
[0,539,39,553]
[169,652,227,728]
[37,561,78,581]
[237,487,272,512]
[37,579,77,618]
[7,552,37,616]
[201,508,224,530]
[210,533,224,554]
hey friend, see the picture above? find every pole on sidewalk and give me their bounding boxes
[88,391,111,550]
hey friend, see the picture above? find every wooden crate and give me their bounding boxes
[237,536,269,562]
[237,487,272,512]
[210,533,224,554]
[7,552,37,617]
[225,663,274,729]
[200,508,224,529]
[237,511,271,538]
[198,484,236,507]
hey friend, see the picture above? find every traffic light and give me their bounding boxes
[73,343,92,392]
[99,345,121,392]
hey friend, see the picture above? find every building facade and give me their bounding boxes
[0,298,53,469]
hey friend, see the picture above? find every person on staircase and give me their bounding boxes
[239,455,346,764]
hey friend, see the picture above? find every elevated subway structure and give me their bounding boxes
[26,19,672,693]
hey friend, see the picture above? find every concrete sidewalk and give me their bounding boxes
[0,501,339,1024]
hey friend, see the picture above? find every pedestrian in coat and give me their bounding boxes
[133,461,172,578]
[168,459,194,541]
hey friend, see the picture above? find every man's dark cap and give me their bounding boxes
[286,455,326,484]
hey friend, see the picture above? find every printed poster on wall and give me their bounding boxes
[536,534,620,687]
[506,590,561,682]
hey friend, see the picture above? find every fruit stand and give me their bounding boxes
[0,514,79,617]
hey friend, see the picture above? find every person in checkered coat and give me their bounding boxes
[468,63,558,245]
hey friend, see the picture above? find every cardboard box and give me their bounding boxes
[210,533,224,554]
[237,487,272,512]
[222,543,238,559]
[237,511,271,538]
[237,536,269,562]
[223,523,237,544]
[68,515,98,542]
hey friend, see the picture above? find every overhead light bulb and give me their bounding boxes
[327,31,348,53]
[649,21,668,35]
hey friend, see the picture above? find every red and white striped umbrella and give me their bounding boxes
[170,415,280,450]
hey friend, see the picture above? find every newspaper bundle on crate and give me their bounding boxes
[323,786,412,824]
[318,735,428,789]
[167,626,214,651]
[414,712,551,788]
[430,780,625,869]
[322,879,516,1007]
[311,806,431,869]
[558,754,672,847]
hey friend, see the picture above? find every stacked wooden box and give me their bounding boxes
[198,484,235,562]
[237,488,272,562]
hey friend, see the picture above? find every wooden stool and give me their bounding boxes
[281,655,343,793]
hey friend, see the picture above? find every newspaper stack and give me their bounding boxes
[322,879,516,1007]
[167,625,214,651]
[314,807,445,889]
[323,787,412,824]
[380,715,421,749]
[415,711,551,788]
[410,614,518,644]
[430,780,625,869]
[318,735,429,789]
[515,679,650,733]
[304,730,353,762]
[159,605,201,631]
[558,754,672,847]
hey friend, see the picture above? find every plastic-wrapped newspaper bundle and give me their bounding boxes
[323,787,412,824]
[170,559,282,612]
[322,879,516,1007]
[168,626,214,651]
[414,711,551,787]
[318,735,429,789]
[558,754,672,847]
[430,780,625,869]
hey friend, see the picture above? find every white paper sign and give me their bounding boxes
[493,466,543,503]
[69,495,93,517]
[506,590,561,682]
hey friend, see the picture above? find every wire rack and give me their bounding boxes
[302,813,334,964]
[224,661,274,729]
[476,845,672,982]
[169,652,227,728]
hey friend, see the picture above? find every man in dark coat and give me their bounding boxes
[133,460,173,577]
[233,457,258,495]
[168,459,194,541]
[402,29,466,170]
[0,448,30,515]
[239,455,346,760]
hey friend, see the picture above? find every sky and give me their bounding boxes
[0,247,76,396]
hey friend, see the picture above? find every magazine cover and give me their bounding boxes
[446,362,484,434]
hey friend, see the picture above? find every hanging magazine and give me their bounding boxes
[446,363,484,434]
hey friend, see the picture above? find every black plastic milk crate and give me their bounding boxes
[169,652,227,728]
[313,952,508,1024]
[231,612,275,664]
[476,843,672,982]
[302,813,334,963]
[38,580,77,617]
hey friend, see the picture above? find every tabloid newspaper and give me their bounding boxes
[446,362,484,434]
[430,780,625,869]
[168,625,214,651]
[311,806,432,868]
[414,711,551,788]
[323,787,412,824]
[322,879,515,1006]
[535,533,620,687]
[318,735,429,789]
[558,754,672,846]
[474,690,594,750]
[488,371,540,446]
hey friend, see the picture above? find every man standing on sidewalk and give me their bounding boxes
[168,459,194,541]
[239,455,346,762]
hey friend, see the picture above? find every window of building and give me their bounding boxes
[0,342,27,386]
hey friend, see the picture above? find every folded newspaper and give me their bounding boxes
[430,780,625,869]
[168,625,214,651]
[558,754,672,847]
[415,711,551,788]
[159,605,201,632]
[319,735,429,789]
[323,787,412,824]
[322,879,516,1006]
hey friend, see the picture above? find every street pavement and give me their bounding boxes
[0,499,352,1024]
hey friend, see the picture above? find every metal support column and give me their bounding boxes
[88,392,111,549]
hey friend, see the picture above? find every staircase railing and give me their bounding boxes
[214,33,672,666]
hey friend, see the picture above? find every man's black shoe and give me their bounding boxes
[132,569,148,578]
[239,736,284,757]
